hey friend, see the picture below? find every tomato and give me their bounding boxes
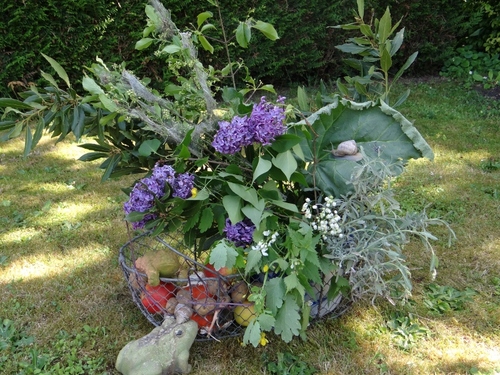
[141,282,176,314]
[184,284,213,299]
[204,264,237,278]
[190,312,214,328]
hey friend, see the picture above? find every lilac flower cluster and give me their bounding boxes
[212,96,286,154]
[171,173,195,199]
[224,218,256,247]
[123,163,195,229]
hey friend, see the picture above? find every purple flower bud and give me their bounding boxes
[224,218,255,247]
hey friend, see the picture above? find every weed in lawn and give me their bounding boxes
[382,312,431,351]
[480,158,500,172]
[0,319,110,374]
[263,351,318,375]
[423,283,477,314]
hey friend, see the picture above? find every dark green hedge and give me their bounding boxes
[0,0,487,97]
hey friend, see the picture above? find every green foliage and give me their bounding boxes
[332,0,417,106]
[263,351,318,375]
[441,45,500,89]
[463,0,500,54]
[364,0,469,76]
[322,157,454,302]
[291,96,434,196]
[0,0,154,97]
[423,283,476,314]
[382,312,431,351]
[480,158,500,172]
[0,320,108,374]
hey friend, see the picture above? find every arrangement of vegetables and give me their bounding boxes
[130,249,258,334]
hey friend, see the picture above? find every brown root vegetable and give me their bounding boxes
[193,297,217,316]
[176,289,192,305]
[165,297,179,315]
[205,279,228,297]
[230,281,249,303]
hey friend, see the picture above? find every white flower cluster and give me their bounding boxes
[302,196,343,240]
[251,230,279,256]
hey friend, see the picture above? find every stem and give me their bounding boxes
[214,0,237,89]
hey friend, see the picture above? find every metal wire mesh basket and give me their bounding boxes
[119,231,351,341]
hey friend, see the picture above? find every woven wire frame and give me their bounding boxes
[119,231,247,341]
[119,232,352,341]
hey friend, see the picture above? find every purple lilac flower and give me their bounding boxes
[124,163,196,228]
[172,173,195,199]
[212,97,286,154]
[123,181,159,229]
[152,164,175,185]
[224,218,256,247]
[211,116,253,154]
[248,96,286,145]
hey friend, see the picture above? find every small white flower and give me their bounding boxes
[263,230,271,237]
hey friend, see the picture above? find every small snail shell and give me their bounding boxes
[332,140,358,156]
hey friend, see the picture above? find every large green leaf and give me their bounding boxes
[290,96,434,196]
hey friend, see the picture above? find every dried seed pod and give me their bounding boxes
[193,297,217,316]
[165,297,179,314]
[230,281,249,303]
[332,140,358,156]
[174,303,193,324]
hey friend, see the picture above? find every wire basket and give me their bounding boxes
[119,231,351,341]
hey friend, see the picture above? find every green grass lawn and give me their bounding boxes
[1,78,499,374]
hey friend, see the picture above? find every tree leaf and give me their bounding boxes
[378,7,392,44]
[227,182,260,207]
[243,320,262,347]
[241,204,265,227]
[297,86,309,112]
[135,38,154,51]
[253,157,272,182]
[265,278,285,315]
[82,77,104,95]
[209,240,238,270]
[380,45,392,73]
[222,195,243,224]
[199,208,214,233]
[98,94,118,112]
[272,151,297,181]
[0,98,34,110]
[270,134,302,153]
[41,53,71,88]
[252,21,279,40]
[162,44,181,54]
[138,139,161,157]
[290,96,434,196]
[245,249,262,275]
[197,11,213,28]
[274,295,301,342]
[357,0,365,19]
[236,22,251,48]
[198,35,214,54]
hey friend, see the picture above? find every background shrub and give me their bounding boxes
[1,0,495,97]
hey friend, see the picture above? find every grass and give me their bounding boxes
[1,77,500,374]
